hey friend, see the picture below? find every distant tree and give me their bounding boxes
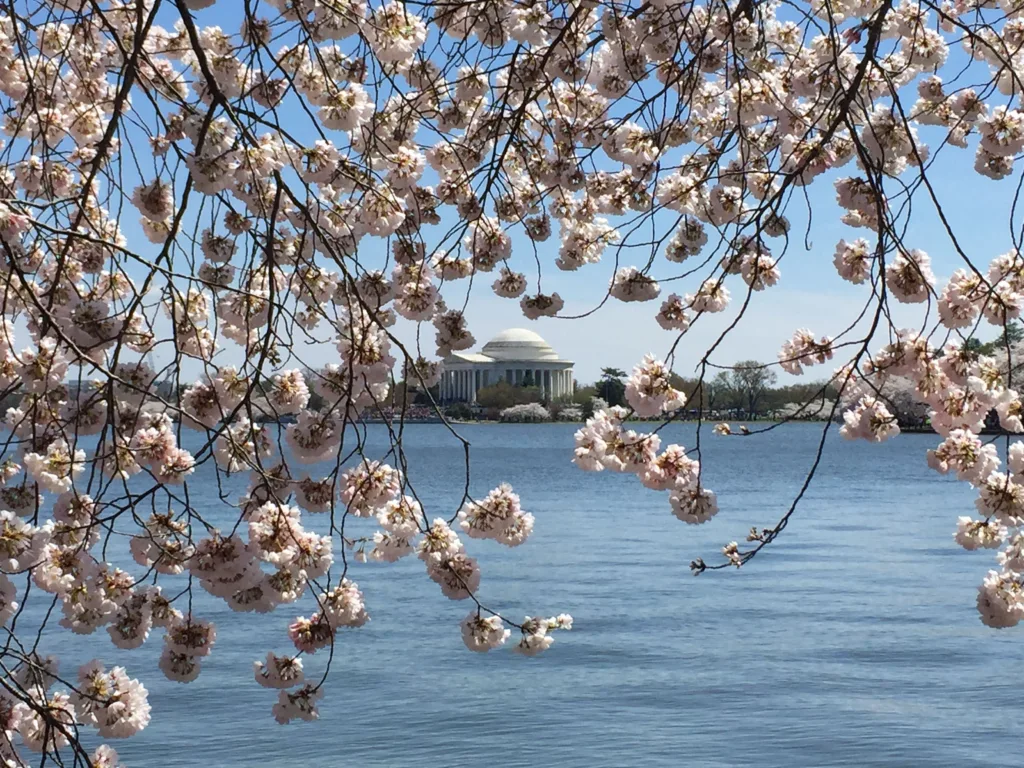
[519,387,543,404]
[597,367,626,406]
[572,384,598,406]
[988,320,1024,352]
[386,379,438,408]
[307,385,328,412]
[413,387,438,406]
[728,361,778,417]
[522,370,535,388]
[970,320,1024,355]
[962,337,985,355]
[671,375,706,410]
[477,381,517,410]
[445,403,473,420]
[704,371,735,412]
[477,380,542,410]
[1005,321,1024,345]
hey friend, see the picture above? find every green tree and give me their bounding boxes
[597,367,626,406]
[477,380,542,411]
[988,320,1024,352]
[728,360,778,417]
[971,320,1023,355]
[445,403,473,420]
[572,384,597,405]
[476,381,517,410]
[413,387,437,405]
[963,337,984,355]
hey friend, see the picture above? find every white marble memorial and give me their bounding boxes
[440,328,574,403]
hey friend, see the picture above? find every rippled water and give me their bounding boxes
[29,423,1023,767]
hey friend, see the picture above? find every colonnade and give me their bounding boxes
[439,367,574,403]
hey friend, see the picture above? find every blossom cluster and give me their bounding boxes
[573,406,714,525]
[0,655,141,765]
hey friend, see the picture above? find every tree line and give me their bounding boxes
[576,363,838,420]
[391,361,839,421]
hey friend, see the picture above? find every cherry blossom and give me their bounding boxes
[72,661,151,739]
[622,356,688,417]
[461,612,512,652]
[3,0,1024,757]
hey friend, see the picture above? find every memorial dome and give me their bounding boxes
[480,328,560,361]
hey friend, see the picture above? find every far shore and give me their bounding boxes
[354,419,1013,436]
[132,397,985,434]
[357,416,835,426]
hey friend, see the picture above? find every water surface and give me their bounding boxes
[33,423,1021,767]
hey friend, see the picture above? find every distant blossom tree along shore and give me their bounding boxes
[4,0,1024,763]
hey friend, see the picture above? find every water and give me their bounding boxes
[28,423,1023,766]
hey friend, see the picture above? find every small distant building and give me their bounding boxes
[441,328,574,403]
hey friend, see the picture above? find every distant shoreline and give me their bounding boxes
[359,420,1015,435]
[358,416,835,426]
